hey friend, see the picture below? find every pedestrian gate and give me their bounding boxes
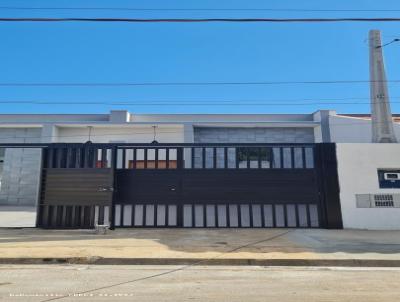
[37,143,342,229]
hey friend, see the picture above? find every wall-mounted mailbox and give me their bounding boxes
[378,169,400,188]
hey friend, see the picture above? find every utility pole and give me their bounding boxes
[369,29,397,143]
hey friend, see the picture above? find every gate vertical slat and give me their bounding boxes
[202,204,206,227]
[46,206,52,227]
[46,148,53,168]
[71,206,76,227]
[61,205,67,227]
[155,148,159,169]
[191,204,195,227]
[260,204,265,227]
[130,204,135,226]
[97,206,103,225]
[56,148,63,168]
[235,148,239,169]
[89,206,95,228]
[201,148,205,169]
[226,204,230,227]
[80,206,85,227]
[295,204,300,227]
[213,148,217,169]
[224,147,228,169]
[291,147,295,169]
[272,204,277,227]
[84,146,89,168]
[270,147,275,168]
[65,148,71,168]
[283,204,288,227]
[246,148,250,169]
[121,148,126,169]
[101,148,107,168]
[141,205,145,226]
[165,204,169,226]
[144,148,148,169]
[92,148,97,168]
[238,204,242,227]
[41,205,49,228]
[301,147,306,169]
[191,147,195,169]
[119,204,125,226]
[177,147,183,170]
[132,148,137,169]
[154,204,157,227]
[75,148,81,168]
[53,206,58,227]
[306,204,311,228]
[165,148,169,169]
[249,204,254,227]
[53,206,59,227]
[214,204,218,227]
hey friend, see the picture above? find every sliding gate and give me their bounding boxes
[37,143,342,229]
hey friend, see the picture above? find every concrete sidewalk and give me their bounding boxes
[0,206,36,228]
[0,228,399,266]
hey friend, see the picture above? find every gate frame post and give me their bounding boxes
[315,143,343,229]
[35,146,47,227]
[109,145,118,230]
[176,146,184,227]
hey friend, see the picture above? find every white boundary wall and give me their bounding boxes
[336,143,400,230]
[329,115,400,143]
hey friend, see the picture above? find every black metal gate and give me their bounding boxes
[36,143,342,229]
[37,144,114,228]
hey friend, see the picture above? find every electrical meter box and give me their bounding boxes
[378,169,400,188]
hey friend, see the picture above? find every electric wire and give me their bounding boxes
[0,80,399,87]
[0,100,400,106]
[0,96,400,106]
[377,38,400,48]
[2,17,400,23]
[1,7,400,12]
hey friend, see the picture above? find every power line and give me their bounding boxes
[1,6,400,12]
[2,17,400,23]
[0,80,399,87]
[1,99,400,106]
[377,38,400,48]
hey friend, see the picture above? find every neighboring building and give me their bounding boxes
[1,110,399,145]
[0,110,399,230]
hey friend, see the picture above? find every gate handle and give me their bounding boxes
[98,186,114,192]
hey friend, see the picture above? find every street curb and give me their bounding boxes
[0,258,399,267]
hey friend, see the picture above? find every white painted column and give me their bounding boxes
[41,124,59,143]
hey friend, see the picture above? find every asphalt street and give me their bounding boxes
[0,265,399,301]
